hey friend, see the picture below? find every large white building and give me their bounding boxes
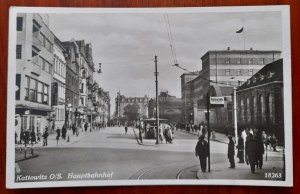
[15,13,54,139]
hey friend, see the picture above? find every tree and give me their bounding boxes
[123,104,139,121]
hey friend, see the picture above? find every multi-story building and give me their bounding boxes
[237,59,284,140]
[115,94,149,123]
[15,13,54,138]
[181,48,281,131]
[75,40,95,123]
[52,36,66,130]
[61,40,80,126]
[94,88,111,126]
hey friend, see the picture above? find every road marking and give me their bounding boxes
[15,163,21,173]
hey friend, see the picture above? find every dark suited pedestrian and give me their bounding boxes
[23,129,30,148]
[42,128,49,146]
[237,135,245,163]
[256,136,265,169]
[62,125,67,140]
[56,128,61,145]
[195,135,209,172]
[30,129,36,145]
[245,133,258,173]
[125,126,128,134]
[227,136,235,168]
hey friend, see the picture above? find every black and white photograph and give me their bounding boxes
[6,6,292,188]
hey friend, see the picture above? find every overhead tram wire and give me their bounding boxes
[163,14,178,65]
[173,63,241,87]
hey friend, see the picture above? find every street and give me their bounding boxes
[15,126,284,181]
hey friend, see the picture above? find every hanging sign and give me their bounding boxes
[210,97,224,107]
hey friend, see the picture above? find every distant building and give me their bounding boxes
[115,94,149,121]
[237,59,284,139]
[52,36,66,130]
[15,13,54,138]
[181,48,281,131]
[158,91,184,124]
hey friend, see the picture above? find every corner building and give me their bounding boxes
[15,13,54,138]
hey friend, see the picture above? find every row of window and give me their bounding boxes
[224,58,265,65]
[211,69,254,76]
[54,55,66,78]
[24,76,49,105]
[239,93,275,124]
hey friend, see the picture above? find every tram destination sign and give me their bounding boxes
[210,97,224,107]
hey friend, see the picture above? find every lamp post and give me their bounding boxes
[154,55,159,145]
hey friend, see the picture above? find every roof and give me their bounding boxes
[201,49,281,60]
[237,59,283,91]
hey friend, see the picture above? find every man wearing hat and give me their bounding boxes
[227,135,235,168]
[195,135,209,172]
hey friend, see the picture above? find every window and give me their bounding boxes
[29,78,37,102]
[16,45,22,59]
[225,58,230,64]
[225,69,230,76]
[29,116,35,131]
[268,94,275,123]
[260,58,264,64]
[17,17,23,31]
[43,85,49,104]
[237,58,241,64]
[248,58,253,64]
[246,98,251,122]
[37,82,43,103]
[237,69,242,76]
[249,69,253,76]
[41,57,51,73]
[240,99,244,121]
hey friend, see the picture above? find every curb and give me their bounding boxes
[15,154,39,163]
[181,130,229,144]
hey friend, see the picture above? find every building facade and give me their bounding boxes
[115,94,149,123]
[61,41,80,126]
[236,59,284,140]
[15,13,54,139]
[52,36,66,130]
[181,48,281,131]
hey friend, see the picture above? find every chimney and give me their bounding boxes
[227,47,230,51]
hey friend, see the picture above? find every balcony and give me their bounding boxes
[30,56,41,76]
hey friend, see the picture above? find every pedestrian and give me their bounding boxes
[42,128,49,146]
[23,129,30,148]
[211,130,216,141]
[30,129,36,145]
[236,135,245,163]
[125,126,128,134]
[195,135,209,172]
[56,128,61,145]
[245,133,258,173]
[227,136,235,168]
[62,125,67,140]
[256,136,265,169]
[84,122,88,132]
[270,134,277,151]
[261,131,268,150]
[37,129,41,142]
[72,124,76,135]
[139,127,143,143]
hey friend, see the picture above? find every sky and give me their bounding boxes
[48,10,282,114]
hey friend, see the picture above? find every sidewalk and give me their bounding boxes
[196,156,284,180]
[15,129,100,162]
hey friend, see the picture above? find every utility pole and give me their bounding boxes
[233,87,238,144]
[154,55,159,144]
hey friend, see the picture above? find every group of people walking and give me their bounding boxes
[195,128,279,174]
